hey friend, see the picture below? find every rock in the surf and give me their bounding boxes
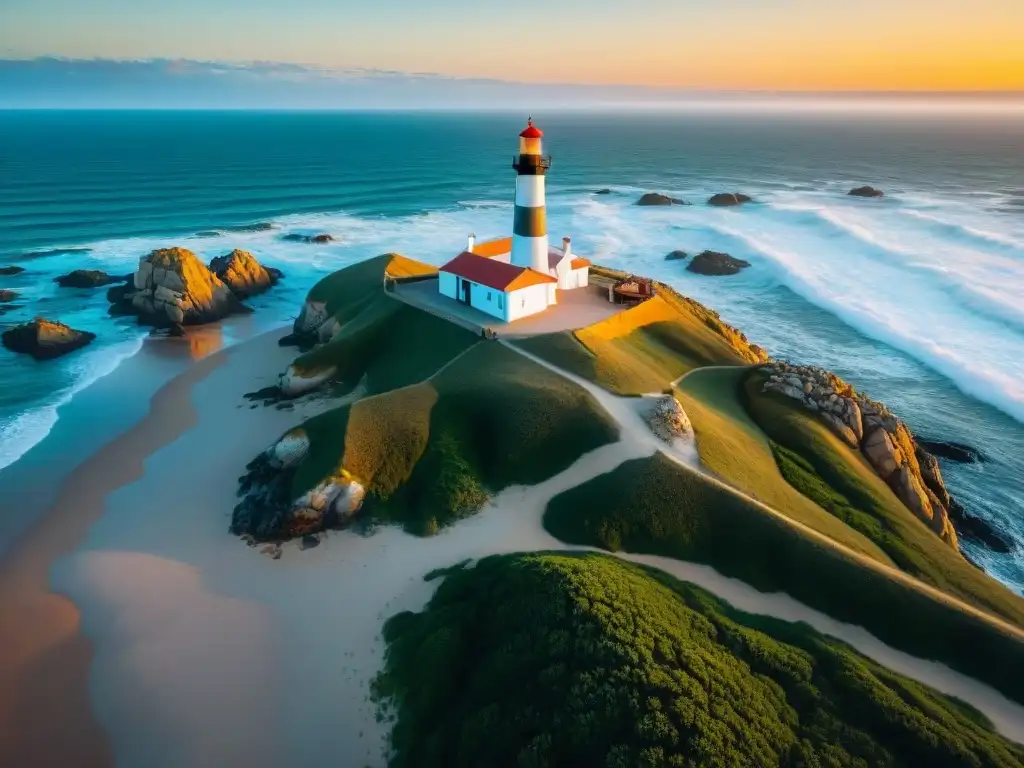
[54,269,127,289]
[917,438,985,464]
[282,233,334,244]
[0,266,25,276]
[0,289,17,303]
[1,317,96,360]
[594,188,612,195]
[636,193,688,206]
[848,186,885,198]
[708,192,753,207]
[687,250,751,276]
[126,247,245,327]
[209,249,282,299]
[664,250,689,261]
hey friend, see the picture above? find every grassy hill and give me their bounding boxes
[517,286,765,396]
[543,454,1024,707]
[290,298,477,394]
[676,366,894,564]
[372,552,1024,767]
[286,254,462,393]
[249,342,619,537]
[739,369,1024,626]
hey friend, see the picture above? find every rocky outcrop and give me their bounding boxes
[108,247,249,328]
[636,193,688,206]
[761,360,960,549]
[687,250,751,276]
[1,317,95,360]
[0,266,25,276]
[209,249,282,299]
[665,250,688,261]
[595,188,612,195]
[232,429,365,541]
[849,186,884,198]
[54,269,126,289]
[292,298,334,339]
[646,395,692,443]
[0,289,17,303]
[282,233,334,244]
[708,192,753,207]
[917,439,985,464]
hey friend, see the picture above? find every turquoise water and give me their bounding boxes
[2,109,1024,590]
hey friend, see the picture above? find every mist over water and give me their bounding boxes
[1,109,1023,591]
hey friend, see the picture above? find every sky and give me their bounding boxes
[0,0,1022,99]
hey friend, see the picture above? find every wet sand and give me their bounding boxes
[0,340,229,767]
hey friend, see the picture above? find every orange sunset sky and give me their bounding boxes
[0,0,1022,90]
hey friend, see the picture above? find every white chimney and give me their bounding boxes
[562,236,572,260]
[467,233,476,253]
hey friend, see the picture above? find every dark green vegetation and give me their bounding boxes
[516,285,765,396]
[292,297,477,394]
[740,371,1024,628]
[304,253,396,315]
[676,367,892,563]
[289,342,618,535]
[373,552,1024,767]
[544,454,1024,707]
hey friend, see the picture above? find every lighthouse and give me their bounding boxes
[510,117,550,274]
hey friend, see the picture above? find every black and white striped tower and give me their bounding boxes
[511,117,551,273]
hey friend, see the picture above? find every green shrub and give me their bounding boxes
[372,552,1024,767]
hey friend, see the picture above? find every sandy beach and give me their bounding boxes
[2,323,1024,768]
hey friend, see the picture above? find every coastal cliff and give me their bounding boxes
[759,360,961,548]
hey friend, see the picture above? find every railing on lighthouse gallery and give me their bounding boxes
[512,155,552,173]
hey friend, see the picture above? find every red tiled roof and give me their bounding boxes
[520,118,543,139]
[571,257,591,269]
[441,251,555,292]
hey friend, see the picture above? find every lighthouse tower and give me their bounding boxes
[510,118,550,274]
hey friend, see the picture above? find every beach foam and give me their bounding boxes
[0,336,144,472]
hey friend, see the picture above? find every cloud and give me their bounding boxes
[1,57,1020,111]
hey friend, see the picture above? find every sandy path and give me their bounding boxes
[35,330,1024,768]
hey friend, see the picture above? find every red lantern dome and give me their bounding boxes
[519,118,543,139]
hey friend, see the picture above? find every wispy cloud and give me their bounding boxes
[1,57,1022,111]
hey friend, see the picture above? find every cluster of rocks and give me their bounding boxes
[849,186,885,198]
[645,395,692,443]
[761,360,998,551]
[688,250,751,276]
[1,317,96,360]
[107,247,281,331]
[232,429,365,543]
[708,192,753,207]
[663,249,752,276]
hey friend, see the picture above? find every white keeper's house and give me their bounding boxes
[437,118,590,323]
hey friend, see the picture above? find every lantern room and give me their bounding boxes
[519,118,543,156]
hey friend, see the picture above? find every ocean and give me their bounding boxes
[2,109,1023,591]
